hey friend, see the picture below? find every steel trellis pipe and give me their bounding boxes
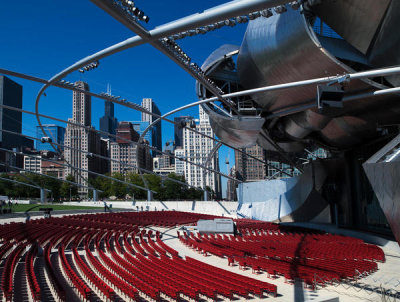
[0,102,240,184]
[0,128,204,192]
[34,0,294,181]
[0,67,272,174]
[0,162,98,192]
[0,176,50,192]
[0,147,154,193]
[4,66,400,175]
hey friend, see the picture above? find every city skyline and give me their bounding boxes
[0,0,249,198]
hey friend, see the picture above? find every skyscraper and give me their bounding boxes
[64,81,106,195]
[141,98,162,152]
[174,116,192,148]
[182,106,221,196]
[72,81,91,126]
[110,122,152,174]
[36,125,65,153]
[235,145,267,181]
[99,100,118,139]
[174,147,185,175]
[130,121,152,146]
[0,76,33,149]
[226,166,238,201]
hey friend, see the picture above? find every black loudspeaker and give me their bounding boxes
[317,85,344,110]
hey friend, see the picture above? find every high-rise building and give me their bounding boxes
[182,106,221,196]
[174,147,185,176]
[64,81,107,195]
[0,76,33,150]
[99,100,118,139]
[110,122,152,174]
[24,152,65,179]
[153,146,175,175]
[174,116,192,148]
[36,125,65,153]
[24,155,41,174]
[226,165,238,201]
[235,144,267,181]
[130,121,152,145]
[141,98,162,153]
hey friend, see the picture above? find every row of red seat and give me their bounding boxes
[25,245,41,301]
[1,244,24,301]
[43,244,66,301]
[85,241,140,301]
[95,239,161,301]
[58,246,91,300]
[72,247,115,300]
[0,212,281,301]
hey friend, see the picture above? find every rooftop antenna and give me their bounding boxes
[107,83,112,96]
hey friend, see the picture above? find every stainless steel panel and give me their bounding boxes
[363,134,400,246]
[368,0,400,86]
[319,93,400,148]
[237,7,399,149]
[201,103,265,148]
[256,135,304,153]
[284,110,331,139]
[197,44,266,149]
[237,8,374,113]
[312,0,390,54]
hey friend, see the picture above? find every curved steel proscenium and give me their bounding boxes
[196,44,266,149]
[200,2,400,152]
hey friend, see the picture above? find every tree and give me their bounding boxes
[144,174,161,199]
[40,175,62,201]
[110,173,127,199]
[127,173,146,200]
[160,173,187,200]
[60,174,78,200]
[88,175,112,200]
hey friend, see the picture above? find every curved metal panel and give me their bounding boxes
[312,0,390,54]
[364,134,400,246]
[196,44,265,149]
[201,103,265,148]
[236,7,399,149]
[201,44,240,71]
[368,0,400,86]
[237,8,374,112]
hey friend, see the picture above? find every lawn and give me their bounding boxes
[5,204,104,213]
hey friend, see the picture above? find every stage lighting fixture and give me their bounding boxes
[274,5,287,14]
[261,8,273,18]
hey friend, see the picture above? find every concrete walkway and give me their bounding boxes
[160,226,400,302]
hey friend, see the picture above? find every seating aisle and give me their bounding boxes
[0,211,391,302]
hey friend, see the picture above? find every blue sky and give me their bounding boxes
[0,0,248,197]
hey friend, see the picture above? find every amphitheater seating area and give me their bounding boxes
[0,211,385,301]
[179,218,384,289]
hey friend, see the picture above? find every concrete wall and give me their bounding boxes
[237,162,330,223]
[63,200,238,218]
[237,172,313,221]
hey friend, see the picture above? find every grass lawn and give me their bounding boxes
[7,204,104,213]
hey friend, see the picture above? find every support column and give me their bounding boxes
[40,188,47,203]
[93,189,99,202]
[204,190,209,201]
[147,190,153,201]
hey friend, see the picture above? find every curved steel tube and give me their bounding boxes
[0,147,154,194]
[0,176,50,192]
[0,121,201,193]
[0,162,97,192]
[33,0,293,193]
[202,142,223,200]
